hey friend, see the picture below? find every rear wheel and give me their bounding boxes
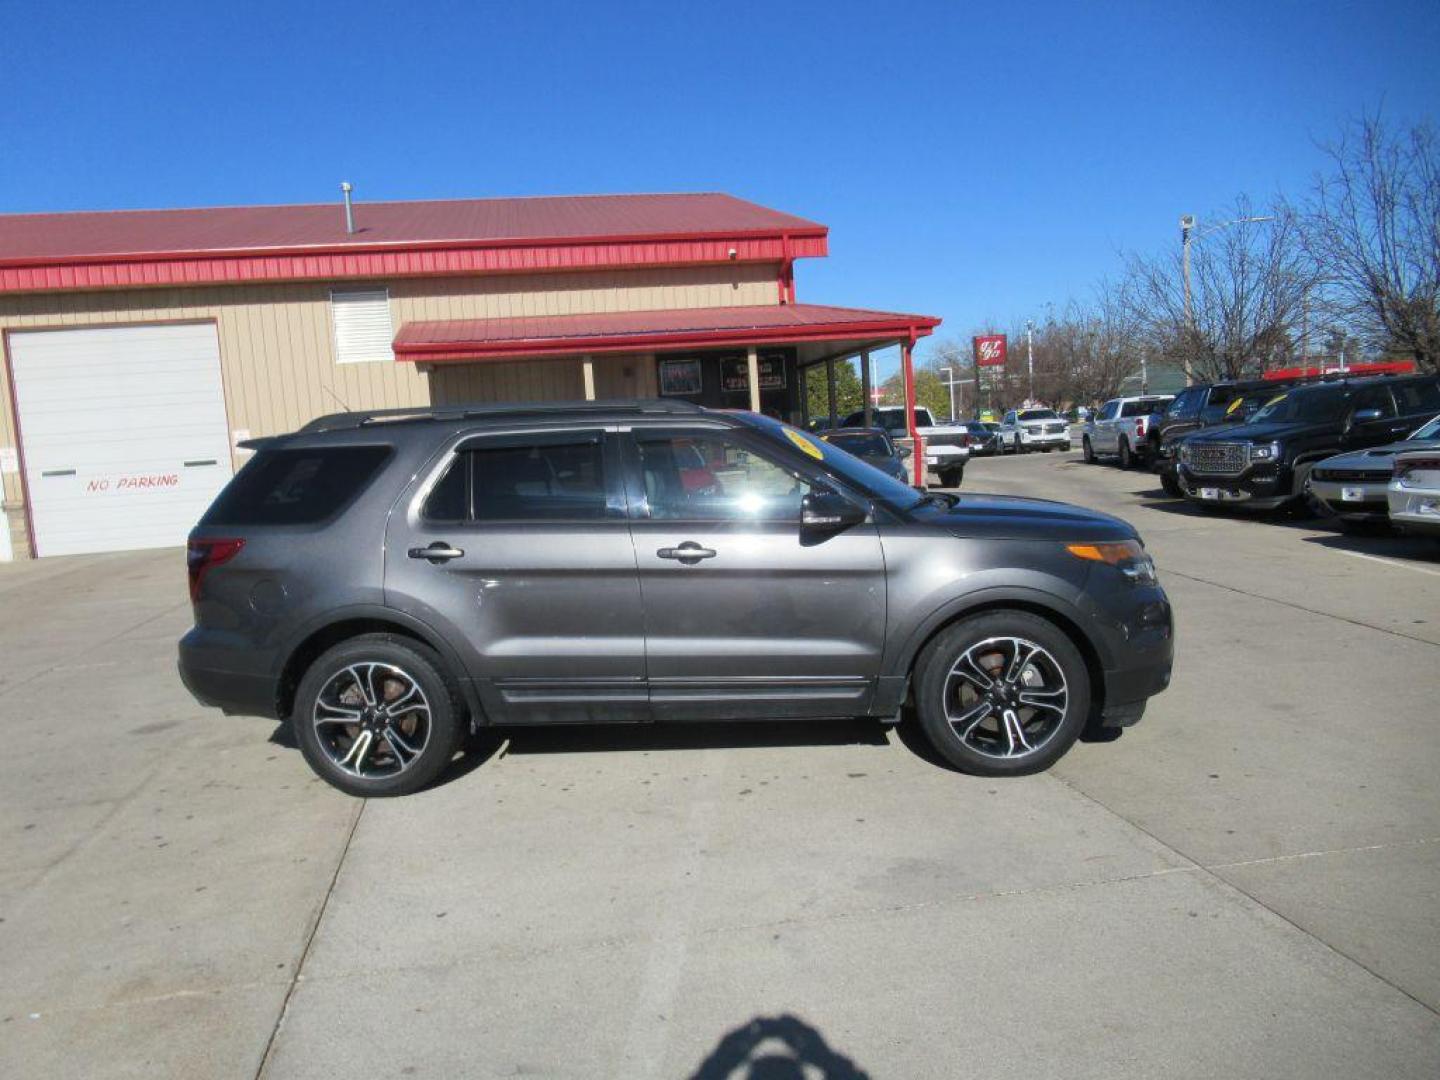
[939,466,964,488]
[913,611,1091,776]
[1117,438,1133,470]
[1082,436,1096,464]
[293,634,464,797]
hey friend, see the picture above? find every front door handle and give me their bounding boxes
[409,541,465,564]
[657,541,717,565]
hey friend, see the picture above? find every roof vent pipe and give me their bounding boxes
[340,182,356,235]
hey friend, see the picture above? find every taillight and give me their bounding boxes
[1134,418,1146,437]
[959,433,971,447]
[187,538,245,603]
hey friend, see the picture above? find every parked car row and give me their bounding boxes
[820,407,1057,487]
[1081,370,1440,538]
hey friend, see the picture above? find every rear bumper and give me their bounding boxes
[178,629,280,719]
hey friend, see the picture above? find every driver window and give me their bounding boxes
[635,433,812,522]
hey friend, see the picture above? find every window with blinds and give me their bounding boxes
[330,289,394,364]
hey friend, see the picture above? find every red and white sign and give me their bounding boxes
[973,334,1008,368]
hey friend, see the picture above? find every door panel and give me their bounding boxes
[384,430,648,723]
[624,427,886,720]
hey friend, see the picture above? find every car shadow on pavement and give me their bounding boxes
[1300,530,1440,562]
[688,1013,871,1079]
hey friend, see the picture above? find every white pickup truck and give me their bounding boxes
[997,408,1072,453]
[840,406,971,486]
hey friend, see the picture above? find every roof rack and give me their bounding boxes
[299,397,704,434]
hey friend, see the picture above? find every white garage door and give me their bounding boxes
[9,323,234,557]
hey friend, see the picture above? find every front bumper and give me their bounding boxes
[1177,463,1293,509]
[1389,485,1440,535]
[1077,579,1174,727]
[1310,476,1390,521]
[1018,429,1070,447]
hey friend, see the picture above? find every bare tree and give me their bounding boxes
[1123,197,1316,382]
[1300,114,1440,371]
[1045,292,1145,405]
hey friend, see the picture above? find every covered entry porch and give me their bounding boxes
[393,301,941,482]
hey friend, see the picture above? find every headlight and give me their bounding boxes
[1247,441,1280,462]
[1065,540,1158,586]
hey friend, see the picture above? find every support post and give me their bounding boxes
[861,349,872,428]
[902,336,922,486]
[746,345,761,413]
[581,355,596,401]
[826,358,837,427]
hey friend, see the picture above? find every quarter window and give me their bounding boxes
[1393,379,1440,415]
[422,439,610,522]
[635,433,811,522]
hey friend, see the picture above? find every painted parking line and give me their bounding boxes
[1335,549,1440,577]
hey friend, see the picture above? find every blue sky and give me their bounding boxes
[3,1,1438,380]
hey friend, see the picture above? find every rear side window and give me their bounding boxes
[1121,399,1162,418]
[202,446,390,526]
[423,440,611,522]
[1393,378,1440,416]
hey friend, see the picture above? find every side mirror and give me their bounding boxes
[801,489,867,530]
[1350,407,1384,426]
[898,444,913,459]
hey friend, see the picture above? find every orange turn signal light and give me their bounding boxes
[1065,540,1145,565]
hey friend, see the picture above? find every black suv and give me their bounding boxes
[179,400,1173,796]
[1177,373,1440,511]
[1152,377,1313,496]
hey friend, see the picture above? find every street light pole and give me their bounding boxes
[1025,320,1035,403]
[1180,215,1195,384]
[940,366,959,421]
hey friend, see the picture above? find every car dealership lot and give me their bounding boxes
[2,452,1438,1079]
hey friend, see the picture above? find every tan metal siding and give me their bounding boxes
[0,264,777,542]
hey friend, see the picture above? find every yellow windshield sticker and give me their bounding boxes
[1264,393,1287,407]
[784,428,826,460]
[1226,397,1245,415]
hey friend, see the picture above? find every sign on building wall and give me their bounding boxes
[658,359,703,396]
[973,334,1008,367]
[720,354,786,392]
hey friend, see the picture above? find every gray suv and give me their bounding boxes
[180,400,1173,796]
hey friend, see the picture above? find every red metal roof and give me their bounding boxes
[393,302,941,362]
[0,193,828,295]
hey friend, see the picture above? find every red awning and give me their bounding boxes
[393,302,940,363]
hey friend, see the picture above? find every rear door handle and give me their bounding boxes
[409,542,465,564]
[657,542,717,564]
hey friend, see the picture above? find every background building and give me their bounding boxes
[0,193,938,559]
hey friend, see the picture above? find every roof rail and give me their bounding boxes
[298,397,704,434]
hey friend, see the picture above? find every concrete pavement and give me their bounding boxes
[1,451,1437,1078]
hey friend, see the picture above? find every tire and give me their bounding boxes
[1014,435,1024,455]
[1041,446,1053,453]
[293,633,465,797]
[939,467,964,488]
[1117,438,1133,470]
[1082,436,1096,464]
[913,610,1091,776]
[1293,464,1332,519]
[1160,469,1183,497]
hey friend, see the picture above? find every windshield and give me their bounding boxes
[1409,414,1440,440]
[1018,409,1058,421]
[752,417,923,512]
[824,432,890,456]
[1250,386,1350,424]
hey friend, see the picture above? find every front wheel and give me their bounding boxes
[913,611,1091,776]
[1013,435,1024,455]
[1082,436,1096,464]
[293,634,465,797]
[1160,469,1183,497]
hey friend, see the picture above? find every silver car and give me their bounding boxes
[1388,447,1440,538]
[1310,413,1440,528]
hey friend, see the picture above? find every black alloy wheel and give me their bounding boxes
[914,611,1091,776]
